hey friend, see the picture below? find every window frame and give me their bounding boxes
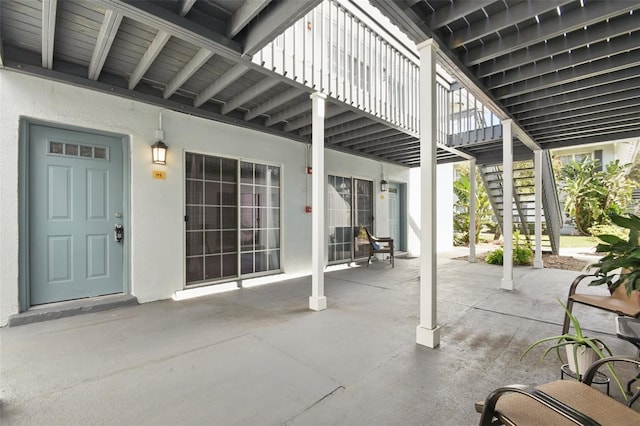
[184,151,283,288]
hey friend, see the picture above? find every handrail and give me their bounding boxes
[479,164,504,236]
[541,150,562,254]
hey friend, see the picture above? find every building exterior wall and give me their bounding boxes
[553,143,621,167]
[553,140,639,169]
[0,70,410,325]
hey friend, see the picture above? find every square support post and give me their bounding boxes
[533,149,543,268]
[416,39,440,348]
[309,92,327,311]
[502,119,514,290]
[469,159,476,263]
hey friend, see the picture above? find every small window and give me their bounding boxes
[65,144,78,156]
[48,140,109,161]
[94,147,107,159]
[574,153,592,163]
[49,141,64,154]
[80,145,93,157]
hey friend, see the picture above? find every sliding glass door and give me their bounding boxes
[328,175,373,263]
[353,178,373,259]
[240,161,281,275]
[185,153,281,286]
[328,175,353,262]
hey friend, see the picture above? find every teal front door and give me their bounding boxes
[28,124,125,305]
[389,183,406,251]
[389,183,402,250]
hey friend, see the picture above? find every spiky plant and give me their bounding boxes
[520,300,625,396]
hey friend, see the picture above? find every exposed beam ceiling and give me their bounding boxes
[228,0,271,38]
[4,0,637,167]
[128,0,196,90]
[371,0,640,158]
[241,0,319,56]
[88,10,123,80]
[41,0,57,69]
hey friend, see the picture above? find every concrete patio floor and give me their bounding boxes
[1,249,638,425]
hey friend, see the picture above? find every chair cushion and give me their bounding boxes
[494,380,640,425]
[371,241,380,250]
[570,293,640,317]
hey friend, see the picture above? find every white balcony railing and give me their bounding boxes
[253,0,504,148]
[253,0,419,135]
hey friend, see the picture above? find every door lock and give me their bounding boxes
[114,224,124,242]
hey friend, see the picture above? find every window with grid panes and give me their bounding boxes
[353,178,373,259]
[328,175,352,262]
[327,176,373,262]
[240,161,281,275]
[185,153,238,285]
[185,154,282,285]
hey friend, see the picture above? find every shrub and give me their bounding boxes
[485,246,533,266]
[514,245,533,265]
[486,247,504,264]
[556,158,636,234]
[588,223,629,241]
[452,166,494,245]
[453,233,469,246]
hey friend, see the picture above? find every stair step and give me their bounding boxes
[479,155,560,256]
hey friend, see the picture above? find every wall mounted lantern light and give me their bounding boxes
[380,179,389,192]
[151,140,168,165]
[152,109,170,165]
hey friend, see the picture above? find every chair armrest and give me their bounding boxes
[582,356,640,386]
[370,236,393,242]
[563,274,613,334]
[479,384,601,426]
[567,274,597,297]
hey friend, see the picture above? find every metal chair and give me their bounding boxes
[615,316,640,407]
[562,274,640,335]
[476,356,640,425]
[363,227,394,268]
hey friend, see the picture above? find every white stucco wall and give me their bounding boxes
[552,143,616,166]
[0,70,410,325]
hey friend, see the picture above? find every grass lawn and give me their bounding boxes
[476,233,599,249]
[559,235,599,248]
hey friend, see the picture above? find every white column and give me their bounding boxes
[469,159,476,263]
[309,92,327,311]
[502,119,514,290]
[533,149,543,268]
[416,39,440,348]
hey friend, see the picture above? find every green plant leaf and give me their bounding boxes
[597,234,625,245]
